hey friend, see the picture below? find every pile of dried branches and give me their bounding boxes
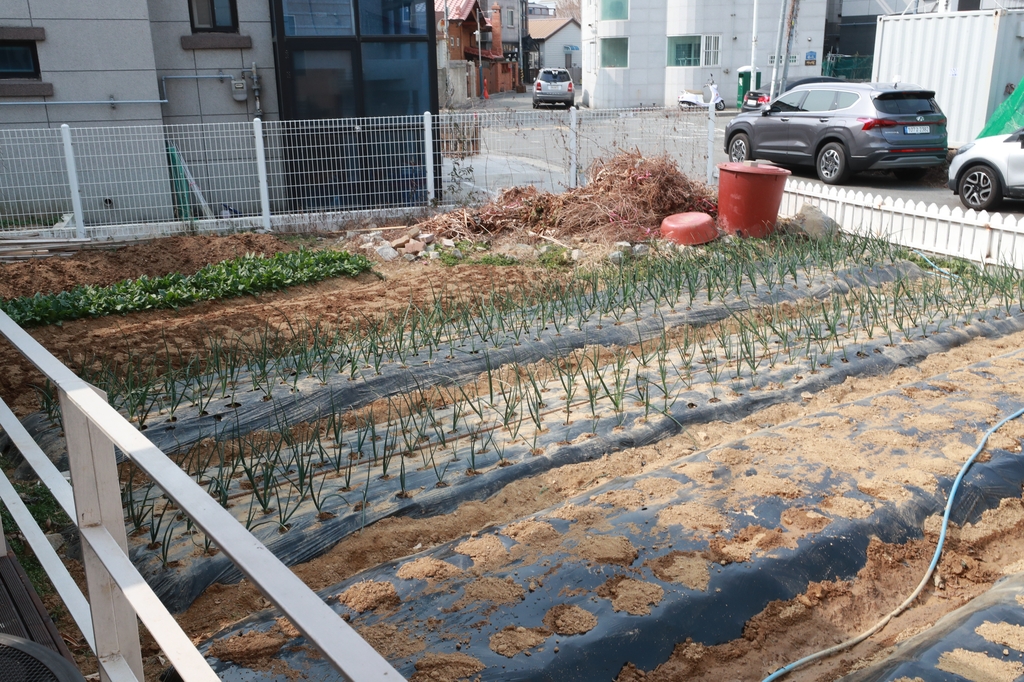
[416,152,717,243]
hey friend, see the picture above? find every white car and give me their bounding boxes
[948,127,1024,211]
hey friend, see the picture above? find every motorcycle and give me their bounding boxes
[678,78,726,111]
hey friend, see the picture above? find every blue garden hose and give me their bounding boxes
[913,249,961,280]
[762,405,1024,682]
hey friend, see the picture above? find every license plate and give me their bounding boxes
[550,85,561,91]
[905,125,930,134]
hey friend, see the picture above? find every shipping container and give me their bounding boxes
[872,9,1024,147]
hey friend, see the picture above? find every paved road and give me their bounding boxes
[462,96,1024,219]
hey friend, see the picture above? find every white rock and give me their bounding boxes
[45,533,65,552]
[571,249,584,262]
[441,238,457,248]
[608,251,627,265]
[375,244,401,261]
[632,244,650,257]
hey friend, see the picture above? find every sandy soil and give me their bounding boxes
[4,233,1024,681]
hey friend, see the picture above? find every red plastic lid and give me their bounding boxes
[661,212,718,246]
[717,162,792,176]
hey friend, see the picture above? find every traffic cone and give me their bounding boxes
[484,78,489,99]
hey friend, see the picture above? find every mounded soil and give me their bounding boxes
[9,233,1024,681]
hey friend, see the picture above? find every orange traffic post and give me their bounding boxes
[483,78,489,99]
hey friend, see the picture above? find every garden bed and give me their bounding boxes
[4,228,1024,681]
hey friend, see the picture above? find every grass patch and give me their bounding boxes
[0,248,374,327]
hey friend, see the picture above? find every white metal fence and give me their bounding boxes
[781,180,1024,270]
[0,308,403,682]
[0,107,715,240]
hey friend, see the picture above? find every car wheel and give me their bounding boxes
[958,165,1001,211]
[728,133,750,163]
[893,168,928,182]
[532,101,539,109]
[715,100,726,111]
[816,142,849,185]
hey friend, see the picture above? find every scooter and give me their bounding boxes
[678,78,726,111]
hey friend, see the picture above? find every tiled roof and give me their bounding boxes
[435,0,482,22]
[528,17,576,40]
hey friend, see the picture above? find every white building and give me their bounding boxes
[581,0,828,108]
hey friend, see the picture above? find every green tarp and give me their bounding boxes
[978,76,1024,139]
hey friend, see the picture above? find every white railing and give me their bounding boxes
[781,179,1024,270]
[0,308,403,682]
[0,106,716,241]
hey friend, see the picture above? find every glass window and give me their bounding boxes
[360,0,427,35]
[667,36,700,67]
[873,92,939,115]
[539,69,571,82]
[772,90,805,112]
[362,42,430,115]
[293,50,357,119]
[600,37,628,68]
[282,0,354,36]
[0,42,39,79]
[507,9,514,26]
[702,35,720,67]
[833,91,859,110]
[190,0,237,32]
[600,0,627,20]
[800,89,835,112]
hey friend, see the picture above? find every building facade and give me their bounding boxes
[528,17,581,74]
[0,0,438,128]
[580,0,827,108]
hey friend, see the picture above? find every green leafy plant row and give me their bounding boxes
[1,248,374,327]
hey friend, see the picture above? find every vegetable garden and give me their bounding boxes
[6,226,1024,681]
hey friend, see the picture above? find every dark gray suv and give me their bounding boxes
[724,82,948,185]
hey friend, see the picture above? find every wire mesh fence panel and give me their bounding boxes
[164,122,261,221]
[436,110,572,206]
[262,116,427,218]
[0,128,73,234]
[577,107,711,183]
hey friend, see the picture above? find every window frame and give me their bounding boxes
[599,36,628,68]
[0,41,41,80]
[189,0,239,34]
[666,34,720,68]
[507,9,515,27]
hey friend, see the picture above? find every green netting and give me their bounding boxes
[822,54,873,82]
[978,77,1024,139]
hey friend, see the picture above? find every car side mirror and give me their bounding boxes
[761,104,771,116]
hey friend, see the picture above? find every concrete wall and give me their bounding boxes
[147,0,278,125]
[582,0,826,109]
[0,0,164,127]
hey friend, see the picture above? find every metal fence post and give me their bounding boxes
[253,118,272,231]
[60,124,86,239]
[707,104,716,185]
[569,106,578,189]
[423,111,435,204]
[60,385,144,682]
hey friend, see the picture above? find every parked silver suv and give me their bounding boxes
[725,82,948,185]
[533,68,574,109]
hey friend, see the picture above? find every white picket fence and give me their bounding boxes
[781,180,1024,270]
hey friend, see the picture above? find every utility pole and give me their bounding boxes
[750,0,759,93]
[519,0,524,87]
[769,0,787,100]
[476,8,484,98]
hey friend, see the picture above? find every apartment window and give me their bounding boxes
[667,36,700,67]
[702,35,719,66]
[190,0,237,32]
[667,35,719,67]
[789,54,797,64]
[600,37,627,68]
[0,41,40,79]
[768,54,775,65]
[507,9,514,26]
[600,0,627,21]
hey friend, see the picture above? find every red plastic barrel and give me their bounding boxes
[660,212,718,245]
[716,162,792,238]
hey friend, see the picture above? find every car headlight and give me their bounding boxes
[955,143,975,156]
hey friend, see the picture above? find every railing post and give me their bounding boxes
[60,124,86,239]
[253,118,272,232]
[569,106,578,189]
[423,111,435,204]
[707,103,716,185]
[61,385,143,682]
